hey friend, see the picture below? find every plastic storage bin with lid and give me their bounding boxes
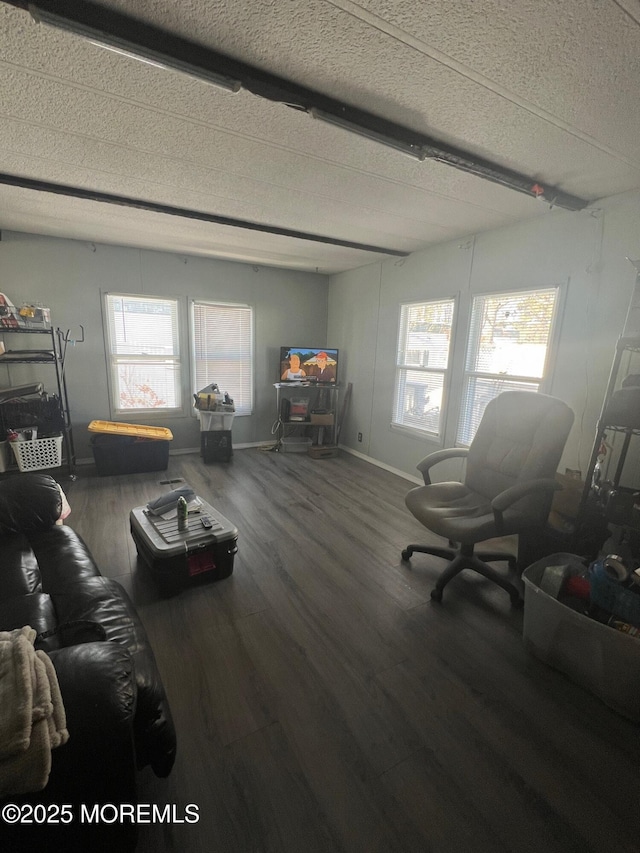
[88,420,173,476]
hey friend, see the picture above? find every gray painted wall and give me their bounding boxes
[0,231,328,460]
[2,188,639,479]
[328,191,640,483]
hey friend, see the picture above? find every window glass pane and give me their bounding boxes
[394,369,444,433]
[192,302,253,416]
[107,295,178,356]
[393,298,454,436]
[116,361,181,410]
[398,300,454,370]
[465,289,557,378]
[457,376,540,446]
[105,294,181,413]
[457,287,558,445]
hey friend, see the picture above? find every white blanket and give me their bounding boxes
[0,626,69,797]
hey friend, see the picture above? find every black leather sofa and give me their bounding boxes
[0,473,176,852]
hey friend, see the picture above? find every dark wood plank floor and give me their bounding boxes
[63,449,640,853]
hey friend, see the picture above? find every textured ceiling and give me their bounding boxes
[0,0,639,273]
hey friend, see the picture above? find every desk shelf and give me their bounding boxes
[0,325,83,477]
[274,383,339,451]
[573,336,640,557]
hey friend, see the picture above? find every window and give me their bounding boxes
[191,301,254,416]
[104,293,181,413]
[456,287,560,445]
[393,298,455,436]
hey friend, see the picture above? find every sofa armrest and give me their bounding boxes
[48,574,177,778]
[0,473,62,535]
[46,643,138,799]
[0,643,139,853]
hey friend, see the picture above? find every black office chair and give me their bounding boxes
[402,391,574,604]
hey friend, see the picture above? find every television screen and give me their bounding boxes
[279,347,338,384]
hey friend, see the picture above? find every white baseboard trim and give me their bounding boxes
[339,445,421,485]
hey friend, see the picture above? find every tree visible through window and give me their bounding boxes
[104,294,181,413]
[393,298,455,436]
[456,287,559,445]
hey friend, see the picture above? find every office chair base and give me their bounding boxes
[402,544,455,562]
[402,544,520,605]
[430,552,521,605]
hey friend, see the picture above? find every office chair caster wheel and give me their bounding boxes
[401,549,412,562]
[430,588,443,602]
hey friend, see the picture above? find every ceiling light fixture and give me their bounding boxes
[28,4,242,93]
[87,42,169,71]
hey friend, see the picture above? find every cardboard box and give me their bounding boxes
[309,445,339,459]
[310,413,334,425]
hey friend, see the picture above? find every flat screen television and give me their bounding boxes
[279,347,338,384]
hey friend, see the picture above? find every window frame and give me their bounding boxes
[190,299,254,417]
[103,291,183,418]
[391,296,457,440]
[455,284,563,447]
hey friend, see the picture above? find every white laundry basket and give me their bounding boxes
[11,435,63,472]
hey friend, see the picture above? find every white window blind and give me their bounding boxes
[105,293,181,413]
[456,287,559,445]
[392,298,455,436]
[191,301,254,416]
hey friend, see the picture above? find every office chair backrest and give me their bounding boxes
[465,391,574,510]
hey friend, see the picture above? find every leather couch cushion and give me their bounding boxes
[0,473,62,534]
[0,535,42,598]
[50,574,176,777]
[28,526,102,588]
[0,593,58,651]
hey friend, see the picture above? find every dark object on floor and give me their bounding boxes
[0,473,177,853]
[200,429,233,463]
[402,391,574,604]
[91,433,170,475]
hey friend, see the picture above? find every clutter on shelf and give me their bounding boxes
[0,389,65,438]
[0,293,51,329]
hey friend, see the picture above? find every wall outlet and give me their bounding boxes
[357,432,363,442]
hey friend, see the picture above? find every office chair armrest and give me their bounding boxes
[416,447,469,485]
[491,478,561,531]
